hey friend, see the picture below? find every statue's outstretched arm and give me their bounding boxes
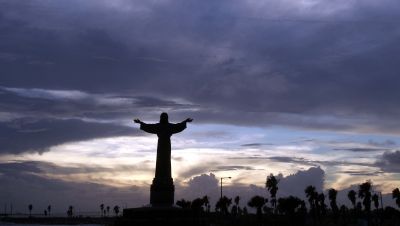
[171,118,193,134]
[134,118,158,134]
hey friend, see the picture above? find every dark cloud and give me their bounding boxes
[368,139,396,147]
[336,170,384,176]
[268,156,314,165]
[375,150,400,173]
[178,165,215,179]
[0,160,152,176]
[276,167,325,199]
[240,143,273,147]
[179,167,326,209]
[0,161,43,174]
[178,173,220,200]
[331,139,396,152]
[0,86,195,121]
[0,0,399,134]
[230,155,375,168]
[0,118,137,154]
[178,163,259,180]
[334,148,388,152]
[213,165,258,171]
[0,86,200,154]
[0,161,149,213]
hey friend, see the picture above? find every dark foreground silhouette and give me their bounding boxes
[134,112,193,207]
[1,216,115,225]
[3,180,400,226]
[2,204,400,226]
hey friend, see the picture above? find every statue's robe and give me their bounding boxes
[140,121,187,206]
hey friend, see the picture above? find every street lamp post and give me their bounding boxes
[220,177,231,199]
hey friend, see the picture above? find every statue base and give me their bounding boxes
[150,177,174,207]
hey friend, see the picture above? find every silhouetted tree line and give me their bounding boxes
[21,203,120,218]
[175,175,400,226]
[99,203,120,217]
[26,204,51,217]
[20,176,400,225]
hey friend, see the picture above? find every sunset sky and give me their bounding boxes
[1,0,400,213]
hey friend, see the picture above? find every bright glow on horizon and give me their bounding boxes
[2,124,399,193]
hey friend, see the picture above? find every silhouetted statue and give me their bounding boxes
[134,112,193,207]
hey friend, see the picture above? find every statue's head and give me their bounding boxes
[160,112,169,124]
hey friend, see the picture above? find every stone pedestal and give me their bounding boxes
[150,177,174,207]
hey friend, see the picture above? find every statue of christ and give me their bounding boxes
[134,112,193,206]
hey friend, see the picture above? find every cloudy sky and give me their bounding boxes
[1,0,400,214]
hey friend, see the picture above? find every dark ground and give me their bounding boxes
[2,209,400,226]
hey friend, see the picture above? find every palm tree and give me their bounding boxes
[328,188,339,213]
[318,193,326,216]
[106,206,110,216]
[28,204,33,217]
[247,195,266,218]
[113,205,120,216]
[305,185,317,211]
[234,196,240,207]
[176,199,191,209]
[372,194,379,210]
[191,198,205,212]
[243,207,248,215]
[328,188,339,223]
[216,196,232,215]
[305,185,319,222]
[266,174,279,210]
[277,196,303,215]
[231,196,240,216]
[67,206,73,217]
[392,188,400,208]
[202,196,210,212]
[347,190,357,209]
[231,200,237,215]
[47,205,51,216]
[358,181,372,212]
[100,204,104,217]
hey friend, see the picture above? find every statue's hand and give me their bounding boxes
[133,119,141,123]
[185,118,193,123]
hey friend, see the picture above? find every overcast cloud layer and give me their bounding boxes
[1,0,400,133]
